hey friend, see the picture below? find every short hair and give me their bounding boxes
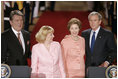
[35,25,54,43]
[10,10,24,21]
[67,18,81,30]
[88,11,102,20]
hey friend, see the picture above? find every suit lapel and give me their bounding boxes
[21,30,27,53]
[93,27,103,54]
[9,28,24,52]
[10,29,22,47]
[86,29,91,54]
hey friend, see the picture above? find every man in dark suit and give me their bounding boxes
[1,10,31,65]
[81,11,117,76]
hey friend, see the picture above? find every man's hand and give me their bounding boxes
[99,61,109,67]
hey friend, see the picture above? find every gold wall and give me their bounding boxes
[1,1,4,33]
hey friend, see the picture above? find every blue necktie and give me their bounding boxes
[91,32,95,53]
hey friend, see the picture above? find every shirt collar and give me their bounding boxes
[91,26,100,34]
[11,27,21,35]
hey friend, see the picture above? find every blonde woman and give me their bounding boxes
[31,25,66,78]
[61,18,85,78]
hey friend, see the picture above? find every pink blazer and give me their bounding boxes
[31,41,66,78]
[61,35,85,78]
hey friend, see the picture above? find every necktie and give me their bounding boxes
[91,32,95,53]
[17,33,22,46]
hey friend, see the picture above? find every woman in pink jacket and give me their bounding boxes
[31,25,66,78]
[61,18,85,78]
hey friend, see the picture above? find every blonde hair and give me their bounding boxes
[35,25,54,43]
[67,18,81,30]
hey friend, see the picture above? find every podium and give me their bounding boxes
[10,66,31,78]
[87,67,107,78]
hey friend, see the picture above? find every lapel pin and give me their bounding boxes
[27,41,29,45]
[99,36,101,38]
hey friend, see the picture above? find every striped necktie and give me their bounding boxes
[17,33,22,46]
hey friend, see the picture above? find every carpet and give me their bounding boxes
[28,11,104,66]
[31,11,104,48]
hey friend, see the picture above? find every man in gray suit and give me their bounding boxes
[81,11,117,76]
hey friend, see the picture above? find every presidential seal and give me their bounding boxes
[1,64,11,78]
[105,65,117,78]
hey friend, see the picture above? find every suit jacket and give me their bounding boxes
[31,41,66,78]
[1,28,31,65]
[81,27,117,68]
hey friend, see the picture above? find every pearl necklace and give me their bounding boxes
[70,35,79,41]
